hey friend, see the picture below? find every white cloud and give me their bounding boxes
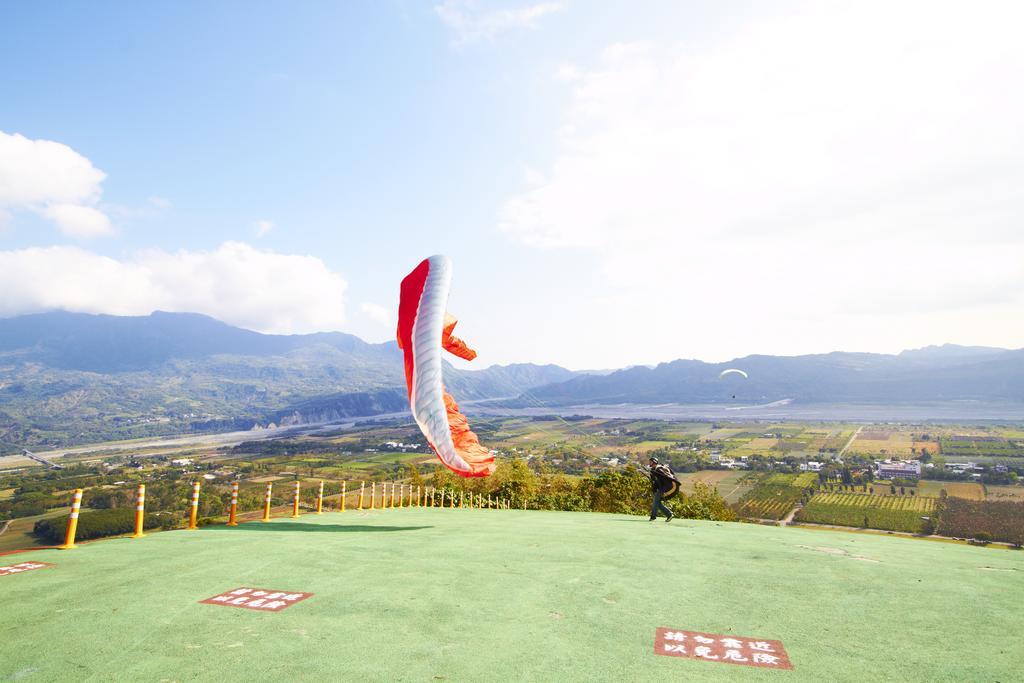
[41,204,113,238]
[360,302,392,326]
[435,0,563,44]
[254,219,274,238]
[0,242,349,335]
[500,1,1024,361]
[0,130,114,238]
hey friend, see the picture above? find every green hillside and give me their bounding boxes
[2,509,1021,681]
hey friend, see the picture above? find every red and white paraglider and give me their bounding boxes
[397,255,495,478]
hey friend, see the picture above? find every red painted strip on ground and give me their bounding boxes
[654,627,793,670]
[0,561,55,577]
[200,587,313,612]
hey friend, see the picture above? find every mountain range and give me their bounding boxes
[0,311,574,453]
[1,311,1021,453]
[516,346,1024,406]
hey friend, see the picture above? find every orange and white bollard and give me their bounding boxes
[188,481,201,530]
[132,484,146,538]
[417,486,422,507]
[390,483,396,508]
[60,488,84,549]
[316,480,324,514]
[262,482,273,521]
[488,494,493,509]
[227,482,239,526]
[358,481,365,510]
[370,482,376,509]
[341,481,347,512]
[292,481,301,518]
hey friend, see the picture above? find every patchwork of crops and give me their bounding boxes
[812,492,935,512]
[796,493,935,533]
[735,473,814,520]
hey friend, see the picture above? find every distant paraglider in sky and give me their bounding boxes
[397,255,495,478]
[719,368,749,379]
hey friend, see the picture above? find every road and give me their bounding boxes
[838,425,863,459]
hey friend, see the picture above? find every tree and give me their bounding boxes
[407,463,424,488]
[491,459,538,504]
[673,482,736,522]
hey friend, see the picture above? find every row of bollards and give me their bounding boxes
[58,479,512,549]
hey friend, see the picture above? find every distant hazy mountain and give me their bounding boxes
[515,345,1024,406]
[0,311,578,452]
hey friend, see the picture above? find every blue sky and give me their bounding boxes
[2,1,1022,369]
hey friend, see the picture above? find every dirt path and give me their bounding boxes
[0,519,11,537]
[838,425,863,458]
[781,504,802,527]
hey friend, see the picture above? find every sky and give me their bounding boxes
[1,1,1022,370]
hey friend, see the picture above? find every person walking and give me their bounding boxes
[648,456,680,522]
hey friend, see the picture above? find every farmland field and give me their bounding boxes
[986,485,1024,501]
[734,473,813,520]
[848,434,916,456]
[918,481,986,500]
[940,437,1024,458]
[629,440,677,452]
[677,470,752,503]
[700,428,747,440]
[0,506,75,553]
[741,437,778,450]
[796,493,935,533]
[937,498,1024,545]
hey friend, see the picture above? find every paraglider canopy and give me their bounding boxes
[397,255,495,478]
[719,368,749,379]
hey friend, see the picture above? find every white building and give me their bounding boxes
[876,460,921,479]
